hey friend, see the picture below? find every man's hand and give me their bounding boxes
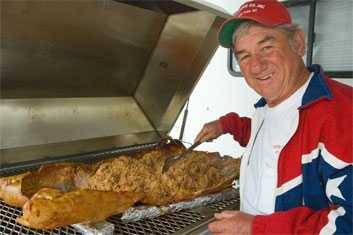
[194,120,224,143]
[208,210,254,235]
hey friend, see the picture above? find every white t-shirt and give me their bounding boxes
[242,73,313,215]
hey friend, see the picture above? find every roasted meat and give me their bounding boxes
[88,148,240,205]
[0,172,31,207]
[17,188,141,229]
[146,151,239,205]
[21,163,93,197]
[0,140,241,229]
[0,163,93,208]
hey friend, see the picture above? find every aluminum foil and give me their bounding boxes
[121,187,238,222]
[72,221,115,235]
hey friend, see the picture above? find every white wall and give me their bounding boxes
[168,0,257,158]
[169,46,259,157]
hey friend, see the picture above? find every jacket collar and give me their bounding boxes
[254,64,332,109]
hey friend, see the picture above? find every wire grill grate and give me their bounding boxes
[0,200,81,235]
[207,197,240,212]
[1,197,240,235]
[108,210,206,235]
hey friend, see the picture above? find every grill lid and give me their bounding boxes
[0,0,230,166]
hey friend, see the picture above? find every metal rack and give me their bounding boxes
[1,195,239,235]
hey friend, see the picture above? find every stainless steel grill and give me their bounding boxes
[0,144,240,235]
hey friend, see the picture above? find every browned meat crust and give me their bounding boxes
[17,188,141,229]
[0,163,94,208]
[0,172,31,207]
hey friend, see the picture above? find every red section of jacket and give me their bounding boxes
[219,112,251,147]
[252,207,331,235]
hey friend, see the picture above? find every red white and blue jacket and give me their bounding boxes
[219,65,352,235]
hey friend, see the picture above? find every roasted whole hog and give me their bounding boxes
[0,139,240,229]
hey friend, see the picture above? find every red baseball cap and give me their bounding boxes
[218,0,291,48]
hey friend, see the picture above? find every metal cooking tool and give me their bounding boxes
[162,140,201,172]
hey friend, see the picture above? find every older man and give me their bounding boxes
[195,0,352,234]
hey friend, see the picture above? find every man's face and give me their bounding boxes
[234,25,305,107]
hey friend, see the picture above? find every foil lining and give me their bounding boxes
[121,187,237,222]
[72,221,115,235]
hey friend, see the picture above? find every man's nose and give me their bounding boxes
[249,54,266,74]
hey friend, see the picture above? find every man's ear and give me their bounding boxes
[292,30,306,56]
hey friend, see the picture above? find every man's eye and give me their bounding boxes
[261,46,273,52]
[238,55,250,62]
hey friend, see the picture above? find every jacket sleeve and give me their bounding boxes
[219,112,251,147]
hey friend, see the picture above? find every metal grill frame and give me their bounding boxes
[0,144,240,235]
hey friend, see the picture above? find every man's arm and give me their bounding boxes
[194,112,251,146]
[219,112,251,147]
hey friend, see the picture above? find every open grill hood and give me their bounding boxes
[0,0,229,166]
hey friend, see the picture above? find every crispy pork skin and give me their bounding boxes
[21,163,93,197]
[0,172,30,207]
[0,163,94,207]
[17,188,141,229]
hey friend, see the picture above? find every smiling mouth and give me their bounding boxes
[256,74,272,81]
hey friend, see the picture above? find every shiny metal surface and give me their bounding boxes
[1,97,154,149]
[1,0,165,98]
[135,11,223,132]
[0,132,159,166]
[0,0,227,165]
[0,97,159,164]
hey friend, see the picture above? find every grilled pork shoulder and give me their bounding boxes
[17,188,141,229]
[88,149,240,205]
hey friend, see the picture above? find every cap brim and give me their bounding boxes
[218,19,244,48]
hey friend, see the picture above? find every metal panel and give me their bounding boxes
[0,97,159,164]
[1,0,166,98]
[135,11,222,132]
[1,97,154,149]
[0,0,227,165]
[0,132,159,166]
